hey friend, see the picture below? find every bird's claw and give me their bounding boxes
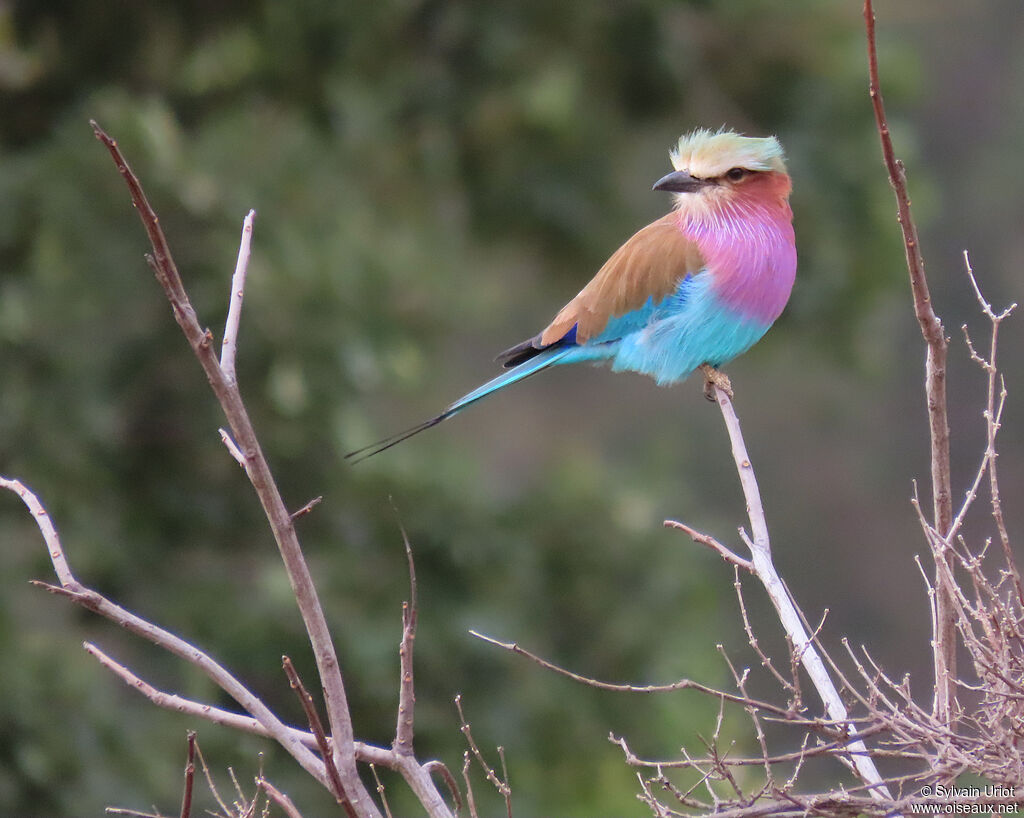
[699,364,733,402]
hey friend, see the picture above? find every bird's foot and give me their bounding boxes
[698,364,733,402]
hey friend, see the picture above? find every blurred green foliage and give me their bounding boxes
[1,1,1021,815]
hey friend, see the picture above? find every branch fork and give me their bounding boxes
[1,123,458,818]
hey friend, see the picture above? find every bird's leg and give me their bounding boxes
[698,363,733,402]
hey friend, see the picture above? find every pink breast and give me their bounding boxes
[682,199,797,326]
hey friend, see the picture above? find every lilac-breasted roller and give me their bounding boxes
[347,129,796,462]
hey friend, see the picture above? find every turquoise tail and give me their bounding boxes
[445,347,572,413]
[345,347,572,463]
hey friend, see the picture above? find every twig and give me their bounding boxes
[718,645,775,789]
[961,251,1021,605]
[0,476,330,789]
[664,520,753,572]
[229,766,247,811]
[616,726,888,770]
[81,641,397,766]
[180,731,197,818]
[636,770,680,817]
[77,581,330,787]
[219,428,247,467]
[0,476,73,585]
[256,778,305,818]
[469,629,792,716]
[369,765,393,818]
[221,209,255,384]
[864,0,955,724]
[282,656,353,814]
[454,695,512,817]
[705,384,893,802]
[497,747,511,817]
[423,761,463,814]
[90,635,452,818]
[290,496,323,521]
[393,511,418,755]
[733,570,796,696]
[195,742,232,818]
[460,752,479,818]
[90,121,379,816]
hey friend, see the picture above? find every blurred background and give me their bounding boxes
[1,0,1022,814]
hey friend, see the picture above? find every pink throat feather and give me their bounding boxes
[677,183,797,326]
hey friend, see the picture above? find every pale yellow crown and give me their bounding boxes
[670,129,787,179]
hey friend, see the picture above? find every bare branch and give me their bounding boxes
[393,512,418,756]
[369,766,393,818]
[864,0,955,723]
[194,742,233,818]
[283,656,353,814]
[961,251,1021,605]
[179,731,197,818]
[289,495,323,521]
[734,571,797,697]
[665,520,753,572]
[706,384,893,800]
[423,760,463,814]
[454,695,511,817]
[2,478,402,796]
[82,641,399,766]
[219,428,247,467]
[470,629,792,716]
[0,477,74,585]
[221,209,255,384]
[91,120,378,815]
[1,473,330,789]
[256,778,305,818]
[460,752,479,818]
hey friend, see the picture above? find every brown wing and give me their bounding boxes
[539,213,705,346]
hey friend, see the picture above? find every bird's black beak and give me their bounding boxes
[652,169,709,193]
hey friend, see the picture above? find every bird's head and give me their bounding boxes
[653,129,791,213]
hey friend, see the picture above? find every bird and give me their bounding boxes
[346,128,796,463]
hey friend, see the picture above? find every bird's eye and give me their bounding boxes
[725,167,748,182]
